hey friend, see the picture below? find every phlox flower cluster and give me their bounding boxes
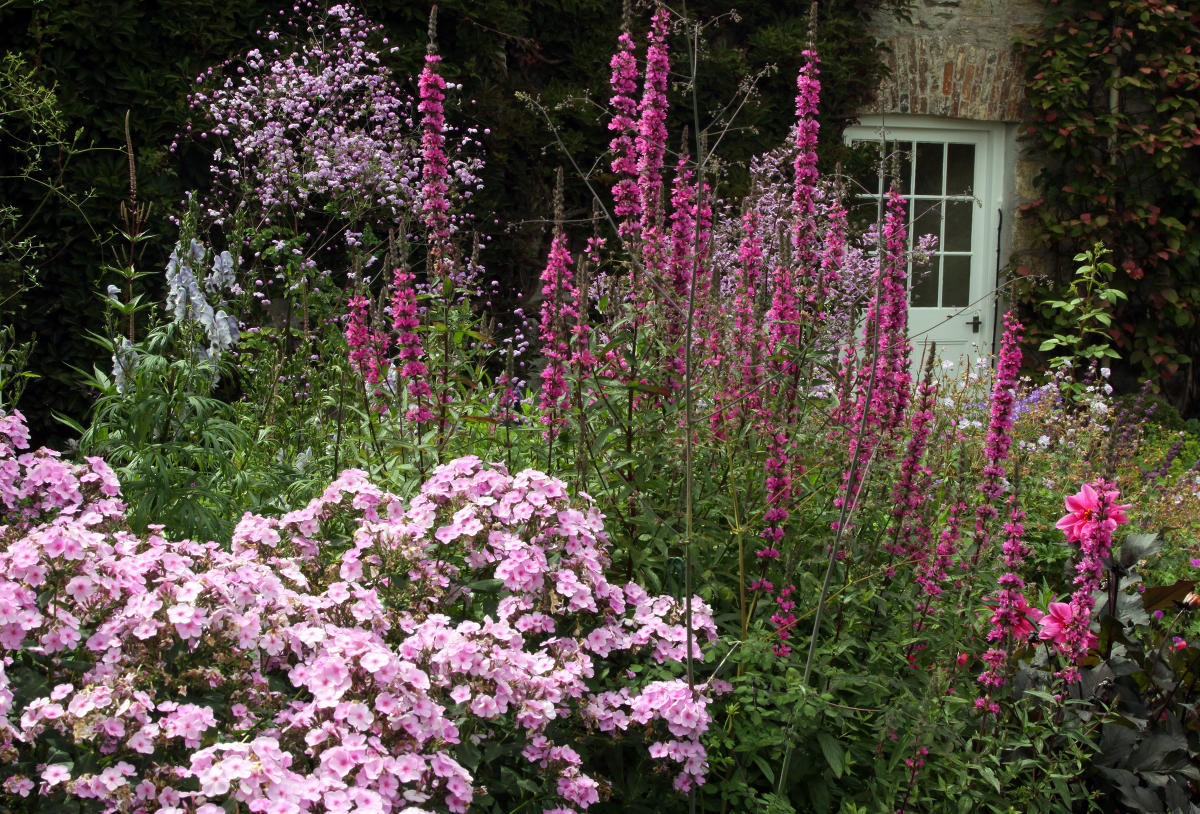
[0,411,719,812]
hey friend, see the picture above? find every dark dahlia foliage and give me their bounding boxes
[1017,0,1200,409]
[1015,532,1200,813]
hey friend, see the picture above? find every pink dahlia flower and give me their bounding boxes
[1038,601,1098,651]
[1055,482,1131,542]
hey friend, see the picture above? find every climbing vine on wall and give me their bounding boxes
[1017,0,1200,406]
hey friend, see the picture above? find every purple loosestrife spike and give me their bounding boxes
[878,187,913,435]
[835,186,912,526]
[976,496,1039,705]
[537,231,579,437]
[886,355,938,567]
[608,28,642,244]
[1048,480,1130,684]
[916,500,965,602]
[637,8,671,286]
[970,310,1023,564]
[711,210,766,437]
[391,270,433,423]
[345,295,390,385]
[419,47,452,278]
[817,183,847,320]
[665,152,712,391]
[792,46,821,296]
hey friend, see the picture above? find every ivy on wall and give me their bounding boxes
[1016,0,1200,407]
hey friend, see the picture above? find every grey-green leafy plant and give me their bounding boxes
[1038,242,1127,375]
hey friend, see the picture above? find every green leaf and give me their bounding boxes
[816,732,844,778]
[751,754,776,784]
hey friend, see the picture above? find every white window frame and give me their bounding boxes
[843,116,1008,357]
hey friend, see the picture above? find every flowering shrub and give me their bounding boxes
[0,410,719,812]
[11,2,1200,811]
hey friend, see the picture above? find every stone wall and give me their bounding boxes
[859,0,1053,293]
[861,0,1046,122]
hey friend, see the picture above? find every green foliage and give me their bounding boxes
[0,324,36,411]
[1037,243,1126,380]
[73,322,254,540]
[1017,0,1200,405]
[0,51,92,328]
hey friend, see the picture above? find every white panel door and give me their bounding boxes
[844,118,1005,370]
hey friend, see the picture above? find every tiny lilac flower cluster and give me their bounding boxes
[0,411,721,812]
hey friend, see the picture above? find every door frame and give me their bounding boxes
[842,116,1008,364]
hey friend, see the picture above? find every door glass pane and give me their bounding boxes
[896,141,913,195]
[942,255,971,307]
[912,202,941,248]
[914,142,944,195]
[911,255,940,307]
[944,201,973,252]
[946,143,975,194]
[849,140,883,196]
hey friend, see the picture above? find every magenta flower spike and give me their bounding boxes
[886,366,937,565]
[836,186,912,526]
[976,496,1039,699]
[418,46,452,278]
[608,29,642,243]
[637,8,671,283]
[537,231,579,435]
[970,310,1024,563]
[792,46,821,293]
[390,269,433,423]
[345,295,390,385]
